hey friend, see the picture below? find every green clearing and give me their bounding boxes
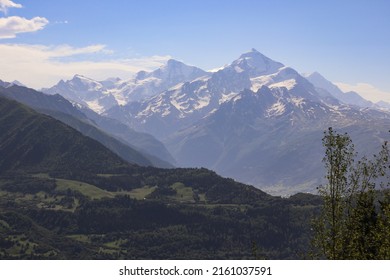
[122,185,157,200]
[32,174,157,201]
[0,219,10,230]
[0,190,7,198]
[198,193,207,203]
[170,182,195,202]
[98,247,118,255]
[55,178,158,201]
[32,173,50,179]
[104,239,127,249]
[195,203,249,210]
[67,234,91,243]
[96,173,125,178]
[55,178,114,200]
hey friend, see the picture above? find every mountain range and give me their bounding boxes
[42,59,207,113]
[29,49,390,194]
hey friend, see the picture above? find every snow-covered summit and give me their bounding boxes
[67,74,105,91]
[228,48,284,77]
[43,75,118,113]
[136,59,207,84]
[113,59,208,103]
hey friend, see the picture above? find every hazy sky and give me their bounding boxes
[0,0,389,101]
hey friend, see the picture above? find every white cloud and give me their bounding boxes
[0,1,49,38]
[0,16,49,38]
[335,82,390,103]
[0,0,22,14]
[0,43,171,88]
[53,20,69,25]
[46,44,108,57]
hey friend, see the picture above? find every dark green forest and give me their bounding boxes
[0,172,321,259]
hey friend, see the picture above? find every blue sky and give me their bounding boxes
[0,0,389,101]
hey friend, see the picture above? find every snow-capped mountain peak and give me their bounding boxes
[69,74,104,91]
[100,77,122,89]
[229,49,284,77]
[43,59,210,114]
[139,59,208,83]
[43,75,118,113]
[112,59,209,103]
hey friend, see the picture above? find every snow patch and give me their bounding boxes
[170,98,187,111]
[269,79,297,90]
[108,88,127,105]
[234,66,244,73]
[219,92,237,104]
[328,105,345,117]
[205,108,218,117]
[169,82,185,91]
[232,94,242,102]
[194,95,211,110]
[250,67,299,92]
[85,100,105,114]
[250,76,272,91]
[290,97,305,108]
[266,101,286,117]
[161,108,171,117]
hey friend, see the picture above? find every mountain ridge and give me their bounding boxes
[0,95,131,173]
[0,85,175,168]
[304,71,375,108]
